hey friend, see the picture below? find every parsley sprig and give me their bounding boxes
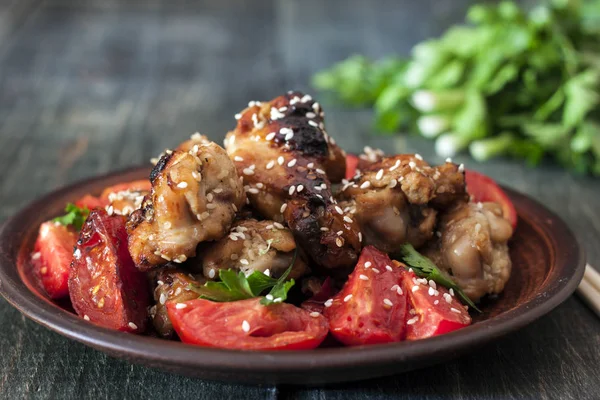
[189,250,297,306]
[399,244,481,312]
[53,203,90,231]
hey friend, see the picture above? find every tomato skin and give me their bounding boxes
[167,298,329,350]
[465,169,517,229]
[33,222,78,299]
[69,209,150,332]
[75,194,106,210]
[398,265,471,340]
[324,246,407,346]
[345,154,359,180]
[300,277,334,314]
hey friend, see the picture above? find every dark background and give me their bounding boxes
[1,0,599,399]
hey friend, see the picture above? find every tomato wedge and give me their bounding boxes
[345,154,359,180]
[465,169,517,229]
[395,262,471,340]
[33,222,78,299]
[69,209,150,332]
[324,246,407,346]
[167,298,329,350]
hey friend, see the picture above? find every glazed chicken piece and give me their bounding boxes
[224,92,361,270]
[150,269,205,338]
[199,219,309,280]
[337,155,468,254]
[424,201,513,302]
[127,141,246,270]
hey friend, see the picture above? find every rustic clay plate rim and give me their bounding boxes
[0,165,586,379]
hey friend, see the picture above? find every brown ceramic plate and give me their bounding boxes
[0,166,585,385]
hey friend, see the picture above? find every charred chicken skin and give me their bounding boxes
[423,201,513,302]
[127,141,246,271]
[337,155,468,254]
[199,218,309,280]
[224,92,361,270]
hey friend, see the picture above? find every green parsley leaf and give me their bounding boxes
[188,250,297,305]
[53,203,90,231]
[398,244,481,312]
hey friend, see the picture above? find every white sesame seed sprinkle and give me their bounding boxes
[266,160,275,169]
[372,268,380,274]
[263,269,270,276]
[335,238,344,247]
[266,294,274,301]
[415,154,423,160]
[308,120,318,127]
[234,156,244,162]
[306,112,316,118]
[444,293,452,303]
[175,303,187,309]
[159,293,167,305]
[336,230,343,236]
[297,184,304,192]
[364,261,372,268]
[343,294,353,302]
[32,252,41,260]
[242,320,250,332]
[235,113,242,120]
[128,322,138,330]
[265,132,276,141]
[375,169,384,180]
[247,188,259,194]
[208,269,216,279]
[412,285,420,292]
[310,312,320,318]
[288,185,296,195]
[343,216,353,223]
[307,162,314,168]
[428,287,436,296]
[287,159,297,167]
[273,222,284,229]
[385,265,393,272]
[383,298,393,307]
[278,156,284,165]
[324,299,333,308]
[359,274,369,281]
[434,300,439,305]
[320,227,329,231]
[360,181,371,189]
[240,259,249,265]
[407,316,419,325]
[450,307,461,314]
[449,288,455,297]
[429,280,437,289]
[335,206,344,215]
[358,232,363,242]
[458,163,465,172]
[445,157,452,163]
[243,168,255,175]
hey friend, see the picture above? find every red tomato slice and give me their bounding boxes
[396,263,471,340]
[465,169,517,229]
[324,246,407,346]
[300,277,334,314]
[33,222,78,299]
[69,209,150,333]
[167,298,329,350]
[345,154,359,180]
[75,194,106,210]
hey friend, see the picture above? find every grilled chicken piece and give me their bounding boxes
[127,141,246,270]
[106,189,148,216]
[424,201,513,302]
[337,155,468,253]
[224,92,361,270]
[199,219,308,280]
[150,269,204,338]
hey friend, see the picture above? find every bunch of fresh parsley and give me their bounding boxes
[313,0,600,175]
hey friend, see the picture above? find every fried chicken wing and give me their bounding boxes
[127,141,246,270]
[423,201,513,302]
[199,219,308,280]
[224,92,361,270]
[337,155,468,254]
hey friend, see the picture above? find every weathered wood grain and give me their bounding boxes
[1,0,599,399]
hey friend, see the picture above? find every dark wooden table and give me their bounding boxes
[1,1,599,398]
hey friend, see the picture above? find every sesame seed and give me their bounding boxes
[450,307,461,314]
[324,299,333,307]
[175,303,187,309]
[409,161,416,169]
[288,186,296,195]
[343,216,353,223]
[208,269,216,279]
[306,112,316,118]
[280,203,287,213]
[240,259,249,265]
[273,222,284,229]
[360,181,371,189]
[445,157,452,163]
[335,238,343,247]
[372,268,380,273]
[315,169,326,175]
[429,280,437,289]
[335,206,344,215]
[389,160,401,171]
[206,193,214,202]
[274,297,283,303]
[234,156,244,162]
[428,287,436,296]
[415,154,423,160]
[358,232,363,242]
[248,188,259,194]
[83,315,90,321]
[159,293,167,305]
[266,160,275,169]
[308,120,318,127]
[407,316,419,325]
[336,230,343,236]
[265,224,273,230]
[242,320,250,332]
[206,203,217,209]
[344,294,353,302]
[266,294,274,301]
[449,288,455,297]
[309,312,320,318]
[200,211,210,220]
[458,163,465,172]
[359,274,369,281]
[364,261,372,268]
[297,184,304,192]
[128,322,138,330]
[375,169,384,180]
[412,285,419,292]
[287,159,297,167]
[444,293,452,303]
[434,300,439,305]
[278,156,284,165]
[307,162,314,168]
[32,252,41,260]
[243,168,255,175]
[160,254,171,261]
[235,113,242,120]
[383,298,393,307]
[320,227,329,231]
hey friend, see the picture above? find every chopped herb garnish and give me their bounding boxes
[189,250,297,305]
[53,203,90,231]
[398,244,481,312]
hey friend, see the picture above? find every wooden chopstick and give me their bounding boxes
[577,264,600,318]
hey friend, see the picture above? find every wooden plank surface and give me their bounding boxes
[1,0,599,398]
